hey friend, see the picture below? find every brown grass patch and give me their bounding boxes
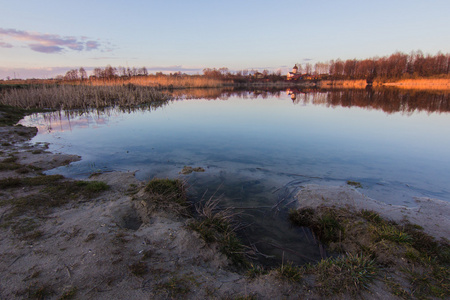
[382,79,450,90]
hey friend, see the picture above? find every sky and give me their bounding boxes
[1,0,449,79]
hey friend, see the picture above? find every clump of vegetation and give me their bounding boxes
[347,180,362,188]
[289,207,344,244]
[276,261,304,282]
[154,276,192,298]
[370,223,413,244]
[0,174,64,189]
[145,178,186,205]
[360,209,383,224]
[58,286,77,300]
[246,263,266,278]
[313,253,378,295]
[0,160,21,171]
[75,180,109,193]
[179,166,205,175]
[189,197,248,268]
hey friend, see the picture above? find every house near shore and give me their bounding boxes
[287,65,302,80]
[253,72,265,79]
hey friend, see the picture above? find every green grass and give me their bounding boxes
[347,180,363,188]
[314,253,378,295]
[0,161,21,171]
[145,178,186,205]
[0,174,64,189]
[370,224,413,244]
[75,180,109,193]
[360,209,384,224]
[289,207,344,244]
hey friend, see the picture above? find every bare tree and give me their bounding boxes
[138,67,148,76]
[79,67,87,81]
[64,69,79,81]
[305,63,312,74]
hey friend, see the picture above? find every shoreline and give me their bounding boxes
[2,77,450,91]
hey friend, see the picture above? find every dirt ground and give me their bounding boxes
[1,122,448,299]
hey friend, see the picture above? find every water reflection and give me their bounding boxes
[26,101,171,134]
[27,88,450,135]
[165,87,450,114]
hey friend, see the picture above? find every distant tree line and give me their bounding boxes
[298,50,450,80]
[59,50,449,82]
[60,65,284,82]
[60,65,149,81]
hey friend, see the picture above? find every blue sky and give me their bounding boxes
[1,0,449,79]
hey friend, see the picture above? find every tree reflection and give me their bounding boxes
[25,88,450,134]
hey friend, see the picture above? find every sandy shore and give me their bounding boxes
[1,120,448,299]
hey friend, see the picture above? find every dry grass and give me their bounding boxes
[0,85,166,109]
[189,196,248,268]
[88,75,226,89]
[320,78,450,90]
[383,78,450,90]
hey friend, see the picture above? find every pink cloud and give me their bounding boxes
[0,28,107,53]
[85,40,100,51]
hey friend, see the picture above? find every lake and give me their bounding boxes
[20,88,450,265]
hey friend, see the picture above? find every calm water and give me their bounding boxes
[21,88,450,265]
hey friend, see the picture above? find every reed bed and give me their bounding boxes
[88,75,226,89]
[382,79,450,90]
[0,84,167,110]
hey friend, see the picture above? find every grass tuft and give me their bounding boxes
[314,253,378,295]
[75,180,110,193]
[155,276,191,297]
[58,286,77,300]
[360,209,383,224]
[189,197,248,268]
[289,207,344,244]
[276,261,304,282]
[246,263,266,278]
[145,178,186,205]
[370,224,413,244]
[347,180,363,188]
